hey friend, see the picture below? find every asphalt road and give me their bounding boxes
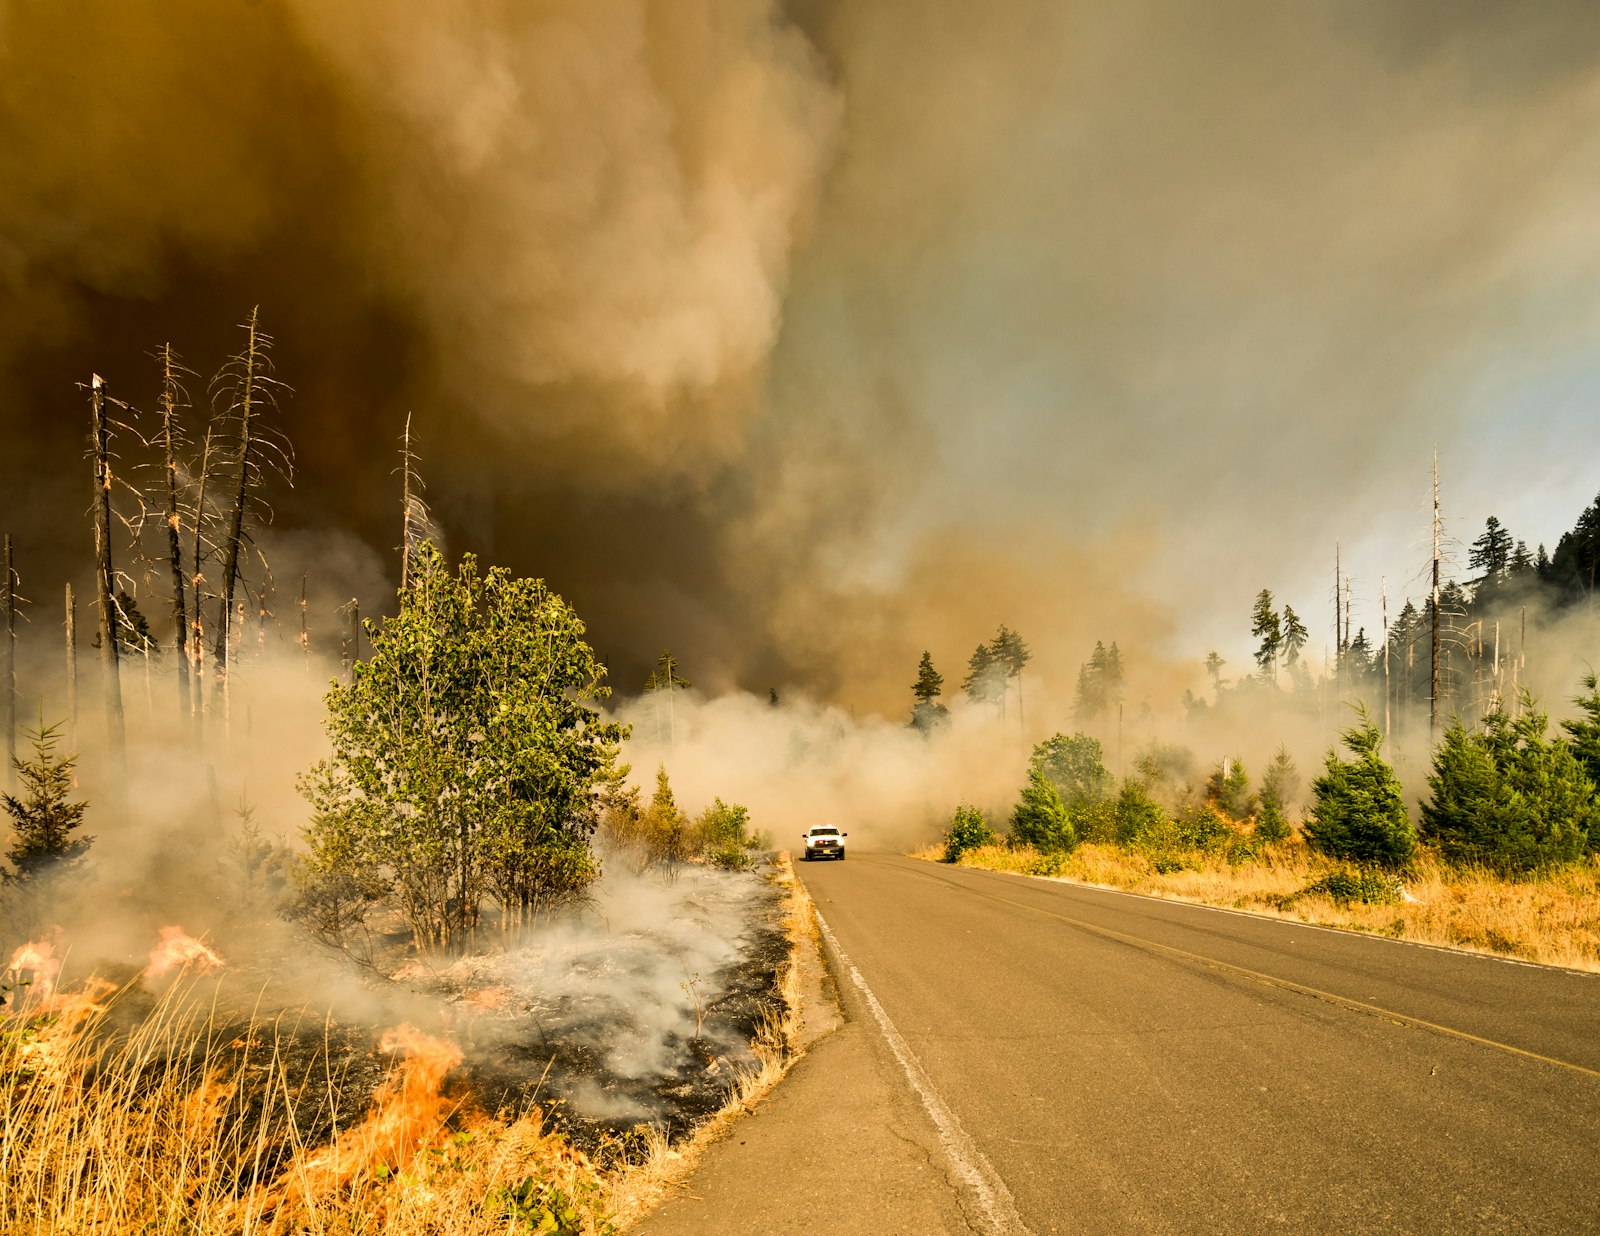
[784,851,1600,1235]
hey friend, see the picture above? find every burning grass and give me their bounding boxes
[918,841,1600,972]
[0,858,814,1234]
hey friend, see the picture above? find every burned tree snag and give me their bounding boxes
[299,573,309,670]
[340,598,360,682]
[91,374,126,760]
[156,343,190,714]
[189,424,214,726]
[65,583,78,752]
[1430,449,1442,740]
[214,309,263,697]
[3,534,14,787]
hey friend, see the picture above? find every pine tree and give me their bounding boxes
[3,723,93,884]
[1009,765,1075,853]
[1562,675,1600,828]
[1204,651,1226,692]
[962,643,1005,711]
[910,651,950,733]
[1250,589,1282,682]
[1423,700,1596,873]
[1206,758,1256,820]
[1257,746,1298,843]
[1282,606,1309,668]
[1468,515,1514,582]
[1304,711,1415,868]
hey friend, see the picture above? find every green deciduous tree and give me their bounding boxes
[1029,732,1115,812]
[943,804,996,863]
[1304,712,1415,868]
[1422,700,1597,873]
[1010,766,1075,853]
[296,545,622,955]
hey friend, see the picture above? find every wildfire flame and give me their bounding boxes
[147,926,226,977]
[264,1024,464,1211]
[4,933,64,1008]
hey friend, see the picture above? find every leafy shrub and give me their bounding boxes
[1304,713,1415,869]
[1302,868,1401,906]
[1147,851,1192,875]
[1022,850,1068,877]
[1175,803,1232,851]
[1009,768,1076,853]
[943,805,997,863]
[698,798,756,870]
[1422,702,1596,874]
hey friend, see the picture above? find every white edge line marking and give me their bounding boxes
[815,909,1034,1236]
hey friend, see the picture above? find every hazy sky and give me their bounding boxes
[2,0,1598,714]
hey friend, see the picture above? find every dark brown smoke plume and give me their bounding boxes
[5,0,1600,715]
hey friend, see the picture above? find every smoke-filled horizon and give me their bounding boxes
[4,0,1600,717]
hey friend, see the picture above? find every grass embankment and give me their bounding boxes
[915,841,1600,972]
[0,856,813,1235]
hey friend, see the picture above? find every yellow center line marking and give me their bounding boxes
[905,861,1600,1082]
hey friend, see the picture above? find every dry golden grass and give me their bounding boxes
[915,841,1600,972]
[0,856,814,1235]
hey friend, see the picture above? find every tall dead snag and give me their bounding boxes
[1430,448,1442,740]
[209,308,292,709]
[3,534,15,788]
[188,424,216,725]
[397,412,438,591]
[65,584,78,753]
[339,599,360,682]
[154,343,192,716]
[90,374,126,761]
[299,573,309,671]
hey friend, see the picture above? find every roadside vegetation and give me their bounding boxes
[928,692,1600,972]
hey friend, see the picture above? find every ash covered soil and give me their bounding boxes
[126,861,790,1161]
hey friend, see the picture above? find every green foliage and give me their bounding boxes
[943,804,996,863]
[643,765,692,872]
[1256,746,1299,844]
[493,1175,615,1236]
[1281,605,1308,669]
[1562,675,1600,846]
[698,798,756,870]
[1073,641,1123,723]
[1175,802,1232,851]
[295,545,622,954]
[1302,868,1401,906]
[909,650,950,733]
[1030,732,1114,810]
[1206,758,1256,821]
[1421,701,1596,874]
[1009,767,1075,853]
[2,723,92,887]
[1250,589,1282,681]
[962,643,1005,709]
[1304,714,1415,869]
[1113,781,1167,845]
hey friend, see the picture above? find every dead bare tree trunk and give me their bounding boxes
[299,573,309,671]
[1333,541,1342,706]
[401,412,416,591]
[1381,577,1390,747]
[189,425,214,728]
[91,374,126,762]
[340,599,360,682]
[65,583,78,753]
[156,343,191,717]
[3,534,15,788]
[1430,449,1441,740]
[214,309,263,700]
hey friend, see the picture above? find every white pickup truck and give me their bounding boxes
[801,825,847,861]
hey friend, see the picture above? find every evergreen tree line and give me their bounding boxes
[945,672,1600,884]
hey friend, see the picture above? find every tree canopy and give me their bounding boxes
[296,544,623,955]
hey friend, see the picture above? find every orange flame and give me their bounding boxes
[147,926,225,977]
[4,933,64,1008]
[266,1024,463,1209]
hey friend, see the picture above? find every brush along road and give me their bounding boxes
[640,851,1600,1234]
